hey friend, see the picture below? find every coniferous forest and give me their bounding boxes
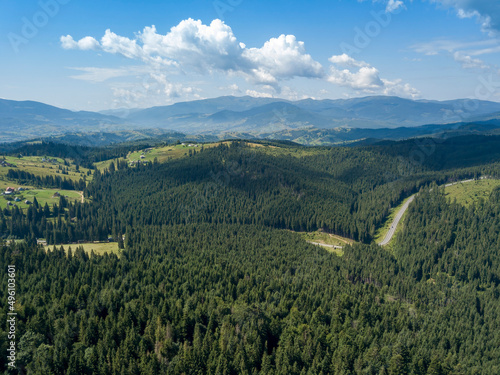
[1,136,500,374]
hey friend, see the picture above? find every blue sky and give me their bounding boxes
[1,0,500,111]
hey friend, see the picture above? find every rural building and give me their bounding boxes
[5,187,15,195]
[25,200,32,205]
[0,160,15,168]
[52,192,60,198]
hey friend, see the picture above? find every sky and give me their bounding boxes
[1,0,500,111]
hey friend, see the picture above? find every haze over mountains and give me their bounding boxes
[2,95,500,144]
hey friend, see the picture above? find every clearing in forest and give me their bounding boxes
[444,178,500,206]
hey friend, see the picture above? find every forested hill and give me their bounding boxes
[1,136,500,374]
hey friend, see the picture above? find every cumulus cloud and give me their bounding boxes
[243,34,323,84]
[327,54,419,98]
[61,19,323,89]
[62,19,420,102]
[382,78,421,98]
[245,90,273,98]
[61,35,99,50]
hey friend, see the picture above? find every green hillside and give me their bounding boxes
[1,136,500,374]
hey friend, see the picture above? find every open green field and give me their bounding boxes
[0,188,82,210]
[128,143,203,163]
[45,242,121,257]
[444,179,500,206]
[0,155,92,183]
[374,195,414,245]
[250,142,327,158]
[95,142,224,170]
[298,230,354,256]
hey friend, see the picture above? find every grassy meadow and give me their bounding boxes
[0,155,92,183]
[444,178,500,206]
[45,241,121,257]
[0,188,82,210]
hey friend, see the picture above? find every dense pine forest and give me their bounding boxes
[1,136,500,374]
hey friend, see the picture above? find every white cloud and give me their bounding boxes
[431,0,500,34]
[327,54,420,98]
[243,34,323,84]
[411,38,498,72]
[381,1,500,34]
[111,75,199,109]
[219,84,241,93]
[61,19,323,89]
[62,19,420,102]
[453,51,489,69]
[61,35,99,50]
[68,67,142,82]
[382,78,421,98]
[329,53,370,68]
[386,0,404,13]
[411,38,498,55]
[328,65,383,90]
[245,90,273,98]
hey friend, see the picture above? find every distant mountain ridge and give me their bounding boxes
[105,95,500,131]
[2,96,500,143]
[0,99,128,142]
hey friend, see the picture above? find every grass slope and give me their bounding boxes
[0,155,92,182]
[298,230,355,256]
[45,242,121,257]
[0,188,82,210]
[444,178,500,206]
[94,142,223,170]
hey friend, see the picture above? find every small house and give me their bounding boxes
[52,192,60,198]
[24,200,32,205]
[14,197,21,202]
[5,187,14,195]
[17,187,24,191]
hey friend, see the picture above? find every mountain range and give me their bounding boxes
[2,96,500,144]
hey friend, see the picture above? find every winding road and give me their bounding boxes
[377,178,481,246]
[378,195,415,246]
